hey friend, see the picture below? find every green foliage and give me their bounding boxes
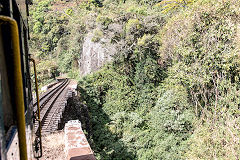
[126,5,147,15]
[32,59,59,88]
[77,0,240,159]
[149,86,194,159]
[77,3,189,159]
[67,69,80,79]
[185,113,240,159]
[125,19,142,35]
[134,56,161,87]
[30,0,240,159]
[32,21,42,33]
[89,0,104,7]
[29,0,67,58]
[29,0,86,85]
[137,34,152,47]
[156,0,194,13]
[136,0,162,6]
[159,0,240,159]
[91,29,104,42]
[78,66,136,159]
[78,63,191,160]
[65,8,73,16]
[96,15,112,27]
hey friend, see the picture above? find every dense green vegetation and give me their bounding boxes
[30,0,240,159]
[29,0,83,85]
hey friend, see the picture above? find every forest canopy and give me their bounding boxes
[29,0,240,159]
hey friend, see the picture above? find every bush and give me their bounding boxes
[96,15,112,27]
[91,29,104,42]
[158,0,240,158]
[125,19,142,35]
[126,5,147,15]
[149,86,194,159]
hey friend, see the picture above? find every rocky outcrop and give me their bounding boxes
[79,33,116,76]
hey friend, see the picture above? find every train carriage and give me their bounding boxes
[0,0,41,159]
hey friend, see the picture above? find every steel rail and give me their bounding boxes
[41,80,70,133]
[34,79,69,134]
[33,80,64,108]
[33,79,68,113]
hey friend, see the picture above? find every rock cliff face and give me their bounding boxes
[79,33,115,76]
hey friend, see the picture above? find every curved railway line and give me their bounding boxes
[33,79,71,134]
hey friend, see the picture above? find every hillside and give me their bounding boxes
[29,0,240,159]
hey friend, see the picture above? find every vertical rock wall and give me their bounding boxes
[79,33,115,76]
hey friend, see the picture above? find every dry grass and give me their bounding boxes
[39,131,66,160]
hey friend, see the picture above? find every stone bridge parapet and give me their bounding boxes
[64,120,95,160]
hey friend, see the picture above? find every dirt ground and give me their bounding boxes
[39,131,66,160]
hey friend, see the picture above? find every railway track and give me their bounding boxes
[34,78,71,134]
[33,80,64,109]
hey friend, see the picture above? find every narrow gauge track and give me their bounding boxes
[33,80,63,109]
[34,78,70,134]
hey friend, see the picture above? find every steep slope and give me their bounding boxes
[30,0,240,159]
